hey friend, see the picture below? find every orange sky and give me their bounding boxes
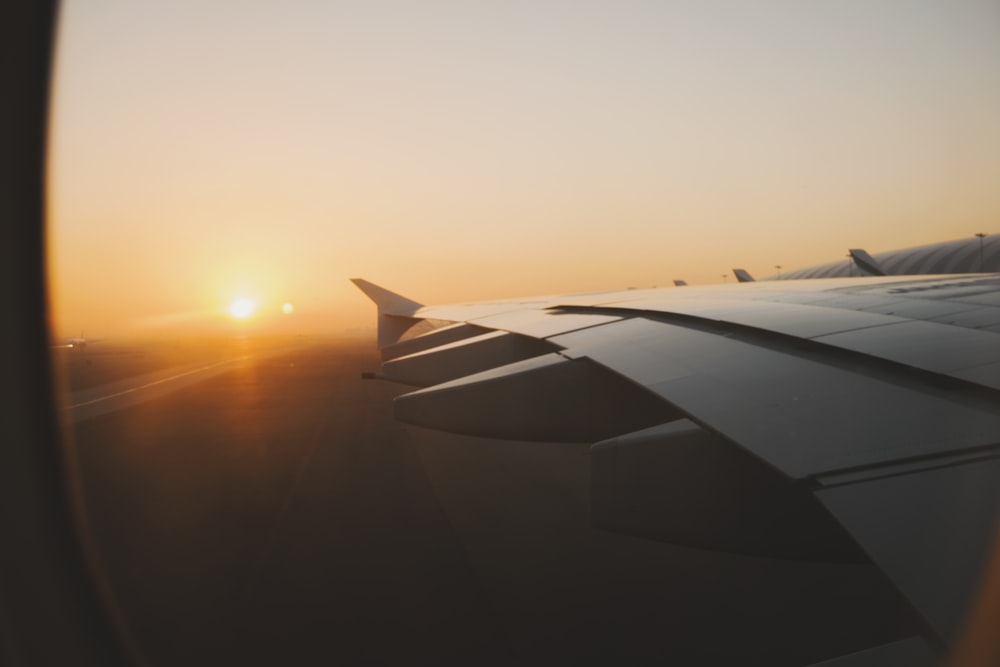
[47,1,1000,338]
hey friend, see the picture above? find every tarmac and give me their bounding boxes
[60,335,919,666]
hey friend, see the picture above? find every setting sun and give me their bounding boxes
[229,298,256,320]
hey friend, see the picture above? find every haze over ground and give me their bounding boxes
[47,1,1000,338]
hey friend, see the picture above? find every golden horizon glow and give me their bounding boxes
[46,2,1000,338]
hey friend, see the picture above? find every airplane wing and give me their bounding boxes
[353,274,1000,665]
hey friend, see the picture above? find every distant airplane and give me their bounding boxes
[52,332,94,349]
[52,332,87,349]
[672,279,687,286]
[354,240,1000,666]
[68,331,87,349]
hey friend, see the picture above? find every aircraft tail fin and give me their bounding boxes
[733,269,755,283]
[350,279,425,348]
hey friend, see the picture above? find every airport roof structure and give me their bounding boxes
[779,234,1000,280]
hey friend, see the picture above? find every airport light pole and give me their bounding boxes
[775,265,782,280]
[975,232,987,272]
[846,253,853,277]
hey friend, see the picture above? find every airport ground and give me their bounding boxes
[57,336,918,666]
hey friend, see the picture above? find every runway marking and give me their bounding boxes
[68,360,242,409]
[65,341,318,423]
[66,357,248,409]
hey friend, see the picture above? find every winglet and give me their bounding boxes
[732,269,755,283]
[350,279,425,349]
[350,279,423,315]
[848,249,888,276]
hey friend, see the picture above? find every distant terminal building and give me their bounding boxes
[779,235,1000,280]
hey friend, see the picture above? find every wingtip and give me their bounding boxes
[349,279,424,314]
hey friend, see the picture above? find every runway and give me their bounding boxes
[62,336,919,666]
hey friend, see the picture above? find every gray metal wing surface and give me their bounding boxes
[353,274,1000,665]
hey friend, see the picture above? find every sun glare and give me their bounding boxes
[229,298,256,319]
[282,303,294,314]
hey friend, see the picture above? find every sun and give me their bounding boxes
[229,298,256,319]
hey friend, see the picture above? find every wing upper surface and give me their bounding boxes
[354,274,1000,653]
[364,277,1000,469]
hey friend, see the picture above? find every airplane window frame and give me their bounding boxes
[0,1,139,664]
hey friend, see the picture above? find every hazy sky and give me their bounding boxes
[48,0,1000,337]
